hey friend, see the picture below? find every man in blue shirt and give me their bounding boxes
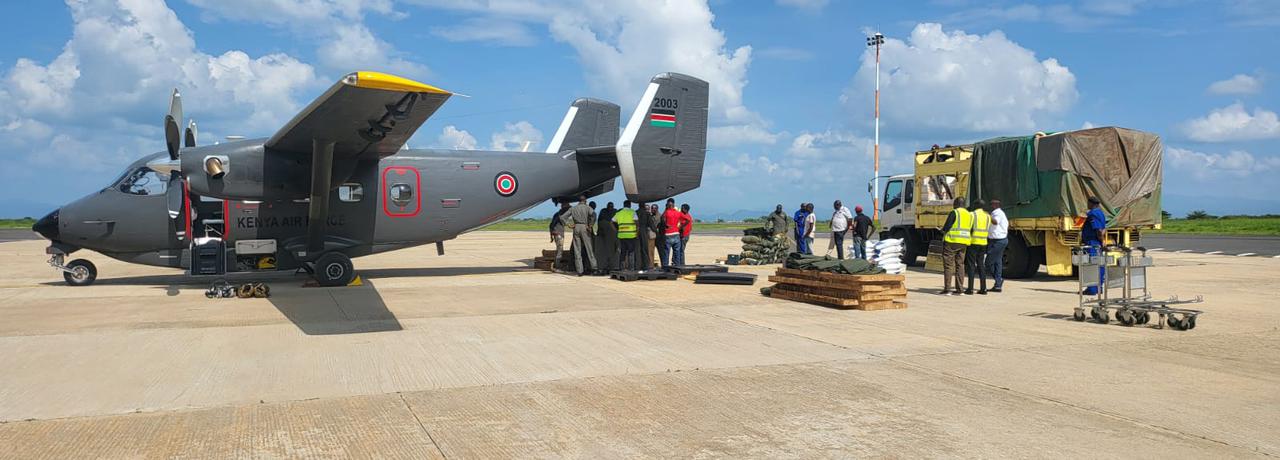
[1082,197,1106,295]
[793,203,810,254]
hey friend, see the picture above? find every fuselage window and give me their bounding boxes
[338,183,364,203]
[118,168,168,196]
[389,183,413,207]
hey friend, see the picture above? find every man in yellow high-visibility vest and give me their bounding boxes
[940,197,971,296]
[613,200,639,270]
[965,200,991,295]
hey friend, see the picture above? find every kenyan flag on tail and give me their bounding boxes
[650,109,676,128]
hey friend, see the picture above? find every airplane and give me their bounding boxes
[31,71,709,287]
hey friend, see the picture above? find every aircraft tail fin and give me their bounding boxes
[615,73,709,203]
[545,98,620,154]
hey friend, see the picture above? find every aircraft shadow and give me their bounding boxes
[268,279,403,336]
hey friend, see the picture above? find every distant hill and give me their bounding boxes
[697,209,771,222]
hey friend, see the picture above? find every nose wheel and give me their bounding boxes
[63,259,98,287]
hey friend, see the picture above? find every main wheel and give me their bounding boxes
[1002,233,1035,279]
[63,259,97,287]
[314,252,356,287]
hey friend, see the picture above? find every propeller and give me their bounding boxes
[159,89,196,228]
[163,89,183,161]
[184,120,197,148]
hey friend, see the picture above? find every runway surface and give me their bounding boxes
[1,232,1277,458]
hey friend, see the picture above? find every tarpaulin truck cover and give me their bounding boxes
[967,127,1163,228]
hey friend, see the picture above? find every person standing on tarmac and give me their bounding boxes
[614,200,639,270]
[965,200,991,295]
[985,199,1009,292]
[565,195,598,276]
[767,204,789,241]
[596,202,619,272]
[679,204,694,256]
[636,202,653,269]
[793,203,809,254]
[1081,196,1107,295]
[549,201,571,273]
[651,204,664,267]
[940,197,972,295]
[660,198,685,268]
[852,205,873,260]
[804,203,817,255]
[830,200,853,259]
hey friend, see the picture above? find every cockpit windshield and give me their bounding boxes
[117,167,168,196]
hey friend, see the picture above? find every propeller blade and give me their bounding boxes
[166,175,184,220]
[184,119,197,148]
[164,89,183,160]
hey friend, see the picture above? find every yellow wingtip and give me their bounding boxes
[344,71,450,94]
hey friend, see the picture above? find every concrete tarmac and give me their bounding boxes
[0,232,1277,458]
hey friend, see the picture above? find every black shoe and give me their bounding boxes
[978,289,988,295]
[963,289,974,295]
[990,287,1002,293]
[939,289,951,296]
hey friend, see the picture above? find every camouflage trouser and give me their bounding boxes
[552,233,565,271]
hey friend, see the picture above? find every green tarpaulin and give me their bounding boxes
[967,127,1163,228]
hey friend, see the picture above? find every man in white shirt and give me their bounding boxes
[985,199,1010,292]
[804,203,817,255]
[829,200,854,259]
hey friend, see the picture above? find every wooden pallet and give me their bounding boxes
[767,267,908,310]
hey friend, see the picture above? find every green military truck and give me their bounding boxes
[877,127,1164,278]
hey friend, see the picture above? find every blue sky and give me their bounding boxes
[1,0,1278,219]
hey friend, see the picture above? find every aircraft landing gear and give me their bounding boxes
[49,253,97,286]
[313,252,355,287]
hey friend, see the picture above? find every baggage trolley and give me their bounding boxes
[1072,244,1203,330]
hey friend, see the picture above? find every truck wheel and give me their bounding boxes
[63,259,97,287]
[314,252,355,287]
[890,229,919,266]
[1003,234,1034,279]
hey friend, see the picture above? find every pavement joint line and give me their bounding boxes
[1206,251,1223,255]
[1176,250,1193,253]
[399,392,449,460]
[884,356,1271,456]
[1237,253,1256,257]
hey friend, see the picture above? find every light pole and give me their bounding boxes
[866,32,884,221]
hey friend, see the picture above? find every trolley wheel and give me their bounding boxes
[1073,309,1086,322]
[1116,309,1135,326]
[1136,311,1150,325]
[1167,315,1184,331]
[1185,315,1197,330]
[1093,307,1110,324]
[63,259,97,287]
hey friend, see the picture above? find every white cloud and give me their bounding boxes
[188,0,427,78]
[708,125,782,148]
[431,18,538,46]
[709,153,781,178]
[773,130,903,185]
[776,0,828,11]
[1167,147,1280,180]
[842,23,1077,134]
[1081,121,1096,129]
[490,121,543,151]
[0,0,319,173]
[1207,74,1262,95]
[435,125,478,150]
[409,0,776,145]
[1180,103,1280,142]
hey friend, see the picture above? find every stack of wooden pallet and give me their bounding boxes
[532,249,575,272]
[767,268,908,310]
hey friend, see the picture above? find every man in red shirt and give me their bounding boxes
[660,198,685,268]
[679,204,694,261]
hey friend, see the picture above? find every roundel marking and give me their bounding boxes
[494,171,518,197]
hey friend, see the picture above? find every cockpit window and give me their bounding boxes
[118,168,168,196]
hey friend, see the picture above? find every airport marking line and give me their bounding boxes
[1237,252,1256,257]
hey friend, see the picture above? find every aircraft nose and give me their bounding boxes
[33,209,59,241]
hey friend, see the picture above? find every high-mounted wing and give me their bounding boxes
[266,71,452,158]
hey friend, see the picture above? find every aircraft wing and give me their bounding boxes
[265,71,452,158]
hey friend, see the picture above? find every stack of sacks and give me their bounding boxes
[871,238,906,274]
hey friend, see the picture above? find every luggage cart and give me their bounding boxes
[1072,245,1203,330]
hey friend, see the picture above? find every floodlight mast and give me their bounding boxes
[867,32,884,221]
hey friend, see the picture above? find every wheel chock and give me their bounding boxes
[347,275,364,286]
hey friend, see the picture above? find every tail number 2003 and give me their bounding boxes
[653,98,678,109]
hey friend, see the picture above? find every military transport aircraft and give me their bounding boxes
[32,71,709,287]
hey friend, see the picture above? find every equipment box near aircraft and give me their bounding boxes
[878,127,1163,278]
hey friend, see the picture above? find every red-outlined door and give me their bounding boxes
[383,166,421,217]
